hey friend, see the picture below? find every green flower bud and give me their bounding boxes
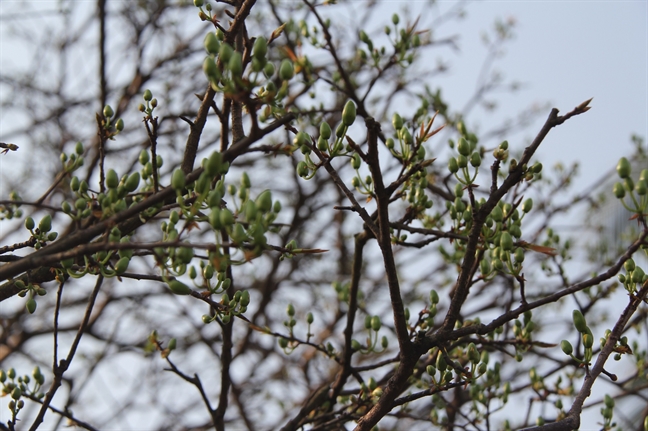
[124,172,140,193]
[167,338,177,351]
[219,43,233,63]
[256,190,272,213]
[297,161,309,178]
[231,223,247,244]
[279,59,294,81]
[351,153,361,170]
[203,57,219,80]
[220,208,234,227]
[448,157,458,173]
[11,386,22,400]
[307,312,314,324]
[168,280,192,295]
[106,169,119,189]
[636,179,647,196]
[204,32,219,54]
[342,100,357,126]
[400,128,413,146]
[75,142,84,155]
[171,169,186,191]
[625,258,636,272]
[26,297,37,314]
[392,13,399,25]
[294,131,308,148]
[371,315,381,331]
[457,154,467,168]
[287,303,295,316]
[115,118,124,132]
[480,258,491,275]
[531,161,542,173]
[386,138,394,149]
[336,122,346,138]
[253,36,268,59]
[457,137,470,156]
[320,121,332,140]
[138,150,150,166]
[38,214,52,233]
[103,105,114,119]
[500,232,513,251]
[468,343,480,364]
[612,182,625,199]
[176,246,194,265]
[582,332,593,349]
[514,247,525,263]
[228,51,243,77]
[490,205,503,222]
[632,266,645,283]
[522,198,533,213]
[25,216,35,230]
[436,353,447,372]
[572,309,588,333]
[470,152,481,167]
[115,256,130,274]
[194,0,204,6]
[392,113,403,130]
[617,157,631,179]
[263,62,275,78]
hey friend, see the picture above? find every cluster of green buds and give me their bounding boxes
[137,89,158,117]
[332,280,353,302]
[277,304,315,353]
[63,226,131,279]
[60,141,85,174]
[417,289,439,330]
[426,350,456,388]
[465,356,496,405]
[561,309,594,365]
[296,100,357,179]
[138,149,164,192]
[361,377,383,404]
[208,173,279,251]
[160,152,281,296]
[382,14,419,66]
[0,191,23,220]
[600,329,633,362]
[14,278,46,314]
[101,105,124,140]
[448,130,481,186]
[1,367,45,421]
[193,0,216,22]
[295,18,330,49]
[599,394,616,430]
[24,213,57,250]
[386,113,425,164]
[512,311,536,357]
[613,157,648,214]
[93,167,142,218]
[492,140,509,162]
[61,172,92,222]
[351,315,388,354]
[146,330,178,359]
[618,258,647,294]
[478,197,534,278]
[202,289,251,325]
[202,24,291,120]
[358,23,420,70]
[493,139,543,181]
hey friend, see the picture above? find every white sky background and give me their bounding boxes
[0,0,647,429]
